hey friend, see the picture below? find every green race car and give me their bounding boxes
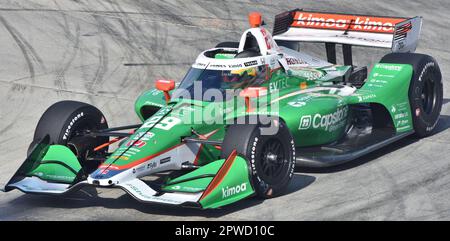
[2,10,443,209]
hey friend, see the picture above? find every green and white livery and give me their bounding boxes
[2,10,443,209]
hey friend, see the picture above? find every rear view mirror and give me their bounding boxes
[240,87,268,112]
[155,79,175,103]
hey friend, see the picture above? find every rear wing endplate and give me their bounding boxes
[272,9,422,53]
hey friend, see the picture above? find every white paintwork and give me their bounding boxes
[86,142,202,186]
[192,24,333,72]
[117,178,202,205]
[270,86,356,104]
[8,177,86,194]
[274,16,422,53]
[238,27,280,55]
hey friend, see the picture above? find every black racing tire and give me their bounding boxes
[220,116,296,198]
[29,101,109,162]
[215,41,239,48]
[380,53,443,137]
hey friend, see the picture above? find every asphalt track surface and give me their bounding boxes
[0,0,449,220]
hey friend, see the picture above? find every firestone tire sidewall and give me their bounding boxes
[31,101,108,154]
[409,61,443,137]
[380,53,443,137]
[246,121,296,198]
[221,118,296,199]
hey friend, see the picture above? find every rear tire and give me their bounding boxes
[220,117,296,198]
[29,101,109,170]
[380,53,443,137]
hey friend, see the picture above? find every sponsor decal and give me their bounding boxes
[370,79,388,84]
[391,102,409,114]
[117,146,141,157]
[299,106,349,131]
[222,183,247,198]
[323,66,337,71]
[396,120,409,127]
[132,165,146,174]
[63,112,84,140]
[290,95,313,108]
[209,64,227,68]
[292,11,405,33]
[260,57,267,66]
[397,125,411,131]
[195,62,207,67]
[356,93,377,102]
[159,157,171,164]
[111,155,129,161]
[147,162,157,170]
[244,60,258,67]
[131,132,155,141]
[170,185,203,192]
[394,112,408,120]
[269,78,288,91]
[299,115,312,129]
[396,41,406,51]
[99,164,120,170]
[288,101,306,108]
[372,72,395,78]
[286,57,307,65]
[268,57,275,66]
[375,64,403,72]
[144,100,164,107]
[331,34,390,44]
[42,174,73,181]
[124,183,184,204]
[144,89,163,97]
[312,106,348,131]
[125,140,147,148]
[366,83,383,88]
[260,28,276,50]
[290,67,324,80]
[227,63,243,68]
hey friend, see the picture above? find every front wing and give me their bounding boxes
[2,140,255,209]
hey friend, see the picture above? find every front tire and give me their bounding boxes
[381,53,443,137]
[30,101,109,170]
[221,117,296,198]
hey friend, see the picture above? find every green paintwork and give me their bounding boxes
[3,57,415,210]
[122,62,415,170]
[162,158,223,193]
[162,155,254,208]
[214,53,235,59]
[27,145,81,183]
[134,89,167,121]
[198,156,254,209]
[350,63,414,132]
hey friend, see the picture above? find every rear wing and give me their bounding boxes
[272,9,422,53]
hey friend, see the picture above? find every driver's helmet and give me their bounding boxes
[223,65,267,89]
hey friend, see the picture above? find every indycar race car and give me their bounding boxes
[1,10,443,209]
